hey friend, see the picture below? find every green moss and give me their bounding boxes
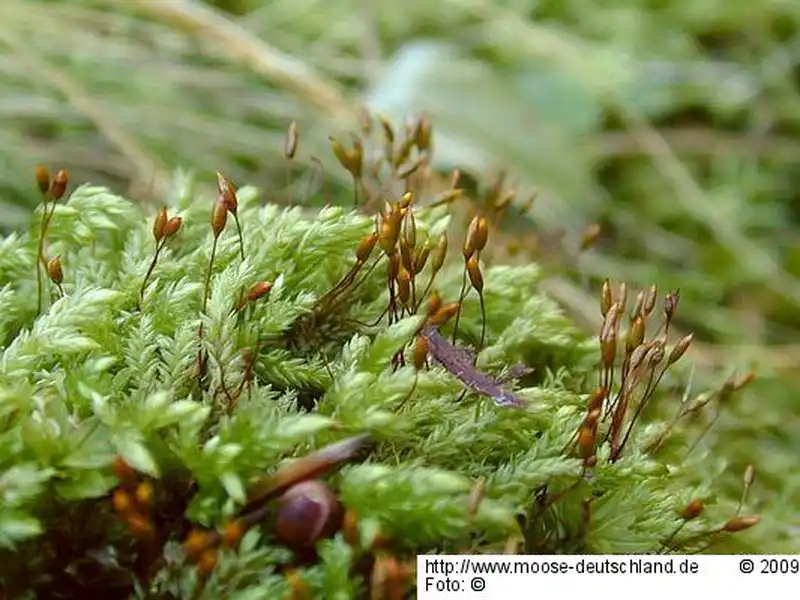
[0,167,780,599]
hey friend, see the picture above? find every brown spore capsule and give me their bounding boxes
[164,216,182,237]
[50,168,69,201]
[463,215,488,259]
[134,481,153,512]
[153,207,168,242]
[466,254,483,293]
[216,171,238,214]
[197,548,218,575]
[285,120,299,159]
[46,256,63,284]
[396,267,411,306]
[600,279,613,317]
[426,290,442,317]
[112,488,135,516]
[427,302,460,327]
[112,457,138,488]
[356,232,378,262]
[722,515,761,533]
[35,165,50,195]
[211,201,228,238]
[182,529,215,560]
[431,234,448,273]
[223,519,247,548]
[413,335,429,371]
[680,499,704,521]
[247,281,273,303]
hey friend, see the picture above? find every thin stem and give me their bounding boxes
[45,197,58,230]
[560,419,584,457]
[608,394,629,460]
[476,290,486,363]
[527,479,583,530]
[417,270,438,309]
[36,211,46,314]
[603,367,624,421]
[233,213,245,262]
[395,372,419,413]
[217,358,237,414]
[197,237,220,388]
[35,196,54,314]
[737,475,753,516]
[387,280,397,325]
[601,368,618,422]
[196,323,208,388]
[316,245,385,311]
[671,526,725,554]
[317,262,364,308]
[688,535,721,555]
[683,411,720,462]
[203,238,219,315]
[615,365,666,460]
[323,254,382,314]
[451,267,468,343]
[344,303,390,329]
[656,521,687,554]
[285,164,293,206]
[647,375,696,454]
[318,348,336,384]
[235,336,260,403]
[307,157,330,205]
[647,409,684,455]
[139,240,165,301]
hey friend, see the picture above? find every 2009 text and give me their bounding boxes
[759,559,799,574]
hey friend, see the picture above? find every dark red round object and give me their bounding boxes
[275,480,342,552]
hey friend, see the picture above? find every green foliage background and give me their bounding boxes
[0,0,798,578]
[0,180,787,598]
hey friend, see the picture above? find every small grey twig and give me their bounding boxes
[421,325,525,408]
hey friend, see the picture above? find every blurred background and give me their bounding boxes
[0,0,798,548]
